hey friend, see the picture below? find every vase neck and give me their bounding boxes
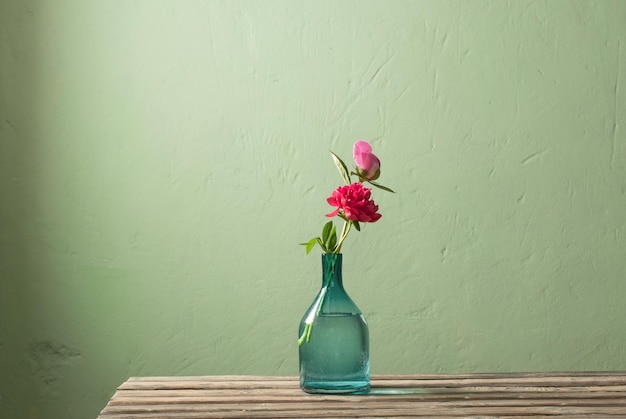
[321,253,343,288]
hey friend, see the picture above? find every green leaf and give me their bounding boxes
[330,151,351,185]
[353,220,361,231]
[321,221,333,244]
[301,238,317,254]
[367,180,395,193]
[327,226,337,251]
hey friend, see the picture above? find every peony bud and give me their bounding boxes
[353,140,381,181]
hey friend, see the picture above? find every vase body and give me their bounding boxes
[298,253,370,394]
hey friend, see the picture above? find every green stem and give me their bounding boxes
[334,221,352,254]
[298,254,339,346]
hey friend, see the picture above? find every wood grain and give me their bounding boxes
[97,373,626,418]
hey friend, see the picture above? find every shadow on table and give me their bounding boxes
[357,388,435,395]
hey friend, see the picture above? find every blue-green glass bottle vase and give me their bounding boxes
[298,253,370,394]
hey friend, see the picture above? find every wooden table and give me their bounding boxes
[97,372,626,418]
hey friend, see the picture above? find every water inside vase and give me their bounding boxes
[299,312,370,394]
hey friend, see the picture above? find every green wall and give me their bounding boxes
[1,1,625,417]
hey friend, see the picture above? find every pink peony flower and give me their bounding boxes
[325,182,382,223]
[353,140,381,181]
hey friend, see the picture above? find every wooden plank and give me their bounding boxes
[101,399,626,412]
[105,389,626,403]
[97,373,626,418]
[97,406,626,418]
[115,385,626,396]
[119,373,626,389]
[98,405,626,418]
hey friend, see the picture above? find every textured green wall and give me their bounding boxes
[1,1,626,418]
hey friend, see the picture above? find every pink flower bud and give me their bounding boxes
[353,140,381,180]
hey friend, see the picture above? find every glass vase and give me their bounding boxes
[298,253,370,394]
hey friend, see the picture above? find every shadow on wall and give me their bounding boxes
[0,3,84,417]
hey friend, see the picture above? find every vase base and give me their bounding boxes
[301,380,370,394]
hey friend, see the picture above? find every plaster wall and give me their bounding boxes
[1,1,625,418]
